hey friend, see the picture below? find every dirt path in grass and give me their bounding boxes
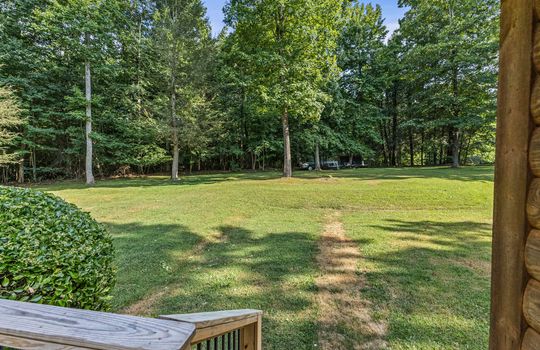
[316,211,387,350]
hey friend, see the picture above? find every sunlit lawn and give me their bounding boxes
[39,166,493,349]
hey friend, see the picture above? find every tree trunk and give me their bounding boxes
[282,107,292,177]
[391,83,399,167]
[409,128,414,167]
[315,142,321,171]
[451,65,460,168]
[31,148,37,182]
[170,58,179,181]
[17,159,24,184]
[381,123,390,166]
[420,131,424,166]
[349,153,353,165]
[84,46,95,185]
[451,129,460,168]
[171,89,179,180]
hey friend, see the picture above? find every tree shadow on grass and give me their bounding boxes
[107,222,202,310]
[34,172,283,190]
[106,218,492,349]
[34,166,493,191]
[108,222,319,350]
[361,219,492,349]
[296,166,494,183]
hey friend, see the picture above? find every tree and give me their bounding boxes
[33,0,127,184]
[224,0,343,177]
[152,0,211,181]
[397,0,499,167]
[0,86,25,167]
[334,2,387,165]
[0,0,500,182]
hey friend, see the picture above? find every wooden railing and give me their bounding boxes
[0,299,262,350]
[160,309,262,350]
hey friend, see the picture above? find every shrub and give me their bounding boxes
[0,186,115,310]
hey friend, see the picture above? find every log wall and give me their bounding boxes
[523,4,540,348]
[490,0,535,349]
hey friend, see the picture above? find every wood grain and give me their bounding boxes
[534,27,540,72]
[532,79,540,125]
[524,279,540,335]
[536,0,540,20]
[490,1,533,349]
[0,299,195,350]
[0,333,90,349]
[528,179,540,228]
[185,316,258,344]
[160,309,262,329]
[161,310,262,347]
[526,230,540,281]
[531,129,540,177]
[255,314,262,350]
[522,327,540,349]
[241,323,256,350]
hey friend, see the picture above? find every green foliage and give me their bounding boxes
[225,0,342,120]
[0,0,499,179]
[0,86,25,165]
[0,186,115,310]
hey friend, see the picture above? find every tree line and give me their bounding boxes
[0,0,499,183]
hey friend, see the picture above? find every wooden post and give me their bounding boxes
[240,314,262,350]
[490,0,534,349]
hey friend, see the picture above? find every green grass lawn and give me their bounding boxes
[38,166,493,349]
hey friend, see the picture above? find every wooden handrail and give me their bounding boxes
[0,299,195,350]
[0,299,263,350]
[160,310,263,350]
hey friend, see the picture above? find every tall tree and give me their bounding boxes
[335,2,387,164]
[398,0,499,167]
[224,0,343,177]
[153,0,210,181]
[34,0,127,184]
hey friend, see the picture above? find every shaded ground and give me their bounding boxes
[40,166,494,349]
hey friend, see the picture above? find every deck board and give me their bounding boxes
[0,299,195,350]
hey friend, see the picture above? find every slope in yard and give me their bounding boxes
[40,166,494,350]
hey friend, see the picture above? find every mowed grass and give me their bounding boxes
[38,166,493,349]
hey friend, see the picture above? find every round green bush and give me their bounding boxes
[0,186,115,310]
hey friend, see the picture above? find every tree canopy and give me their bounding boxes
[0,0,499,182]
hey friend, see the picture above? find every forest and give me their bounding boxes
[0,0,499,183]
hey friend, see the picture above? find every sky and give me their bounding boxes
[202,0,408,37]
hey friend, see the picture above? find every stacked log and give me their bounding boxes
[490,0,536,349]
[522,1,540,349]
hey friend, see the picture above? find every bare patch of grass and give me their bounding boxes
[122,288,169,316]
[316,212,387,349]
